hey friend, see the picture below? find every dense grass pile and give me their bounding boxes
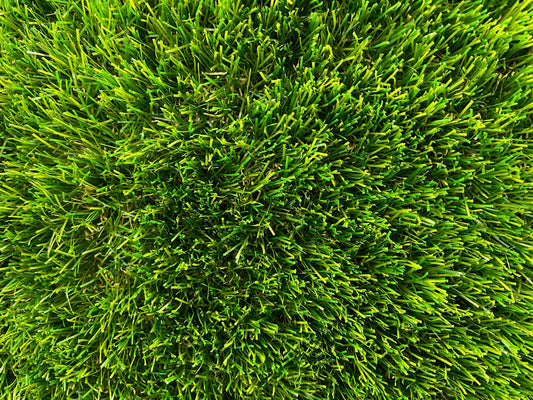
[1,0,533,398]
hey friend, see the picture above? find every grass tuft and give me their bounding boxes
[1,0,533,399]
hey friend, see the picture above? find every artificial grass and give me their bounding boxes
[0,0,532,398]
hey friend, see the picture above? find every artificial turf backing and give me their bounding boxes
[0,0,533,399]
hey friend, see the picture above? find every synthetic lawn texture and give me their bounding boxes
[0,0,533,399]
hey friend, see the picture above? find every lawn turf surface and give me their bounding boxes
[1,0,533,399]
